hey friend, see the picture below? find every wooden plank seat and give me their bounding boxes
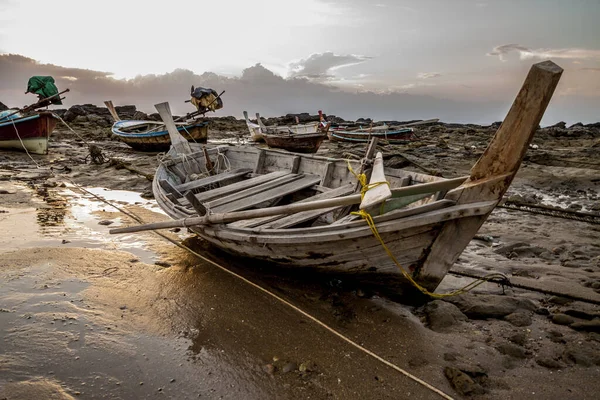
[176,170,292,206]
[229,183,355,229]
[194,170,291,203]
[209,174,323,214]
[174,168,253,193]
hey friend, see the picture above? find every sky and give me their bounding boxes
[1,0,599,124]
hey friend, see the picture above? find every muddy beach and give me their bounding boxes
[1,112,600,399]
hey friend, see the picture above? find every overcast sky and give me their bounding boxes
[1,0,599,124]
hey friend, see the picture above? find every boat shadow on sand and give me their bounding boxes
[182,236,437,307]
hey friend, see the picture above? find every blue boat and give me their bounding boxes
[111,119,209,152]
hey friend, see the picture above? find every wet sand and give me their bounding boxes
[1,121,600,399]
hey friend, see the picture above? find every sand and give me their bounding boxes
[0,119,599,399]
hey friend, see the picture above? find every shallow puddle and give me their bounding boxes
[0,184,164,264]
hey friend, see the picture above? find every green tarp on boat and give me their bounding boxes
[25,76,62,105]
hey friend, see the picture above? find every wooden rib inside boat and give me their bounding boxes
[114,60,563,294]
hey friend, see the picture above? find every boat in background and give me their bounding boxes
[330,127,414,144]
[0,111,59,154]
[262,131,328,153]
[244,111,330,143]
[243,111,265,142]
[105,101,209,152]
[0,79,68,155]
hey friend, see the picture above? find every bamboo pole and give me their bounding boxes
[109,176,468,234]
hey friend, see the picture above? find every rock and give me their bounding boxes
[539,251,556,260]
[547,296,572,305]
[86,114,111,127]
[570,319,600,333]
[0,101,8,111]
[547,330,565,344]
[453,362,488,378]
[504,312,532,327]
[281,362,297,373]
[444,294,537,319]
[98,220,114,226]
[423,300,468,331]
[73,115,88,124]
[262,364,275,375]
[132,111,148,120]
[552,314,576,326]
[563,347,599,367]
[493,242,533,256]
[444,367,485,396]
[0,188,16,194]
[562,261,583,268]
[508,332,527,346]
[564,309,599,320]
[115,105,137,119]
[443,352,459,362]
[155,261,171,268]
[536,357,564,369]
[495,343,529,359]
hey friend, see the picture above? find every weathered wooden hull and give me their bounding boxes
[112,120,209,151]
[0,112,58,154]
[329,128,414,143]
[263,133,327,154]
[152,145,493,290]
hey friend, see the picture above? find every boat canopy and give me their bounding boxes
[26,76,62,105]
[190,86,223,113]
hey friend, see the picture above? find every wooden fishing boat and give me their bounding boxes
[244,111,330,142]
[262,131,328,153]
[0,111,59,154]
[112,61,563,294]
[105,101,209,152]
[110,119,209,152]
[329,127,414,144]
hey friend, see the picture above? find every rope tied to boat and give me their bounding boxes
[347,162,510,299]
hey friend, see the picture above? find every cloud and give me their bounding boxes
[487,44,600,62]
[1,53,599,125]
[288,52,372,79]
[417,72,442,79]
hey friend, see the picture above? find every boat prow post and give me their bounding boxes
[155,102,193,155]
[416,60,563,292]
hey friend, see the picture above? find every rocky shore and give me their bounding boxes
[0,104,599,399]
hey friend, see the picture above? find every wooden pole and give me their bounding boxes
[0,89,70,122]
[109,176,468,234]
[103,100,121,121]
[155,102,192,155]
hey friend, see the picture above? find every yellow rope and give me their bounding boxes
[346,161,509,298]
[346,159,390,201]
